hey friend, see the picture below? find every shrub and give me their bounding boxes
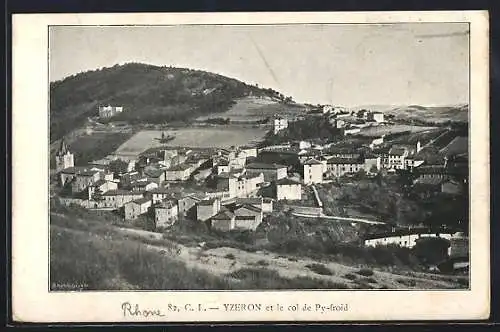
[396,278,417,287]
[357,268,374,277]
[256,259,269,266]
[343,273,357,280]
[305,263,334,276]
[225,253,236,260]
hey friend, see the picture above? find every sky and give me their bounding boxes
[49,23,469,107]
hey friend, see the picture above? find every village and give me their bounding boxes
[52,103,469,274]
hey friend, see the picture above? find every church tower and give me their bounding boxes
[55,138,74,172]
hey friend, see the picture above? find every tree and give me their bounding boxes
[109,159,129,175]
[92,187,104,202]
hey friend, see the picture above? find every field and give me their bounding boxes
[356,125,437,138]
[196,97,308,122]
[114,127,268,157]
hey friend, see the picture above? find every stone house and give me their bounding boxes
[233,204,263,231]
[275,178,302,200]
[196,198,221,221]
[154,200,179,228]
[124,197,152,220]
[210,208,236,232]
[303,158,323,184]
[101,190,145,209]
[165,164,192,181]
[246,162,287,182]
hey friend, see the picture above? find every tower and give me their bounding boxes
[55,138,74,172]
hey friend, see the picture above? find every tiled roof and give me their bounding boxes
[303,158,322,165]
[212,208,235,220]
[246,162,287,170]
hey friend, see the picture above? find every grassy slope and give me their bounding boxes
[50,63,283,142]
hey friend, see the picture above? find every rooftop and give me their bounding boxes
[246,162,287,170]
[303,158,322,165]
[211,208,235,220]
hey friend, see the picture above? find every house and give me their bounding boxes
[210,208,236,231]
[143,167,166,184]
[240,146,258,159]
[149,187,172,204]
[71,169,102,193]
[233,204,263,231]
[98,105,123,118]
[165,164,192,181]
[386,147,409,169]
[216,159,230,175]
[262,198,274,213]
[369,136,385,150]
[101,190,145,209]
[124,197,152,220]
[275,178,302,200]
[131,179,158,192]
[154,200,179,228]
[343,127,361,135]
[87,179,118,200]
[368,112,384,122]
[364,156,381,174]
[303,158,323,184]
[218,171,265,198]
[364,228,457,249]
[415,165,449,182]
[177,193,206,215]
[196,198,221,221]
[55,138,74,172]
[273,117,288,134]
[246,162,288,182]
[334,119,346,129]
[326,157,364,178]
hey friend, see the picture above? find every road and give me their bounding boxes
[291,211,386,225]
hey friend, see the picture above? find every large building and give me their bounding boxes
[98,105,123,118]
[55,139,74,172]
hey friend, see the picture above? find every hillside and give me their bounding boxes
[50,63,287,142]
[348,104,468,124]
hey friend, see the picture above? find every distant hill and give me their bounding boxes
[348,104,468,124]
[50,63,288,142]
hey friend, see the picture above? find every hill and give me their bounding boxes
[50,63,289,142]
[347,104,468,124]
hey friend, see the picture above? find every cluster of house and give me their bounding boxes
[54,138,305,232]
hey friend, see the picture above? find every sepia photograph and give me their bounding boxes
[12,11,489,322]
[47,22,472,292]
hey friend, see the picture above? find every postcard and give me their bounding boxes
[11,10,489,322]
